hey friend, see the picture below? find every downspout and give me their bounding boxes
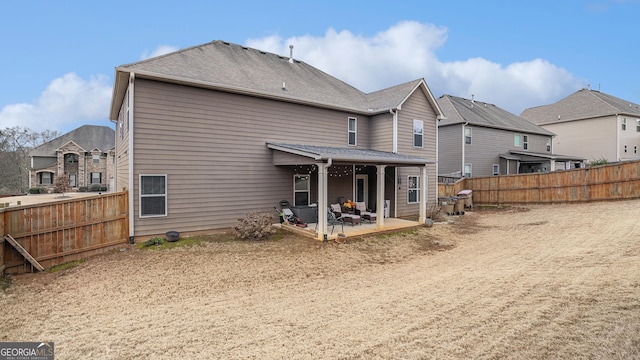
[462,121,468,177]
[109,119,117,192]
[390,109,398,154]
[128,72,135,243]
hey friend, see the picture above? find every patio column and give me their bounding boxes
[316,161,328,241]
[376,165,386,229]
[419,165,428,224]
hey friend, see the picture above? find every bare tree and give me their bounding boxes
[0,127,60,194]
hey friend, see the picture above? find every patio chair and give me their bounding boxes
[330,203,361,226]
[327,208,344,234]
[355,202,376,223]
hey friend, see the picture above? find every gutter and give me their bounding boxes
[390,108,398,153]
[128,72,135,243]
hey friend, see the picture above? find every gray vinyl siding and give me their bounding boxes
[130,79,378,236]
[369,112,393,152]
[464,126,552,177]
[437,124,463,176]
[542,116,617,162]
[394,88,438,218]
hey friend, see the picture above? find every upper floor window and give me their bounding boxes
[93,154,100,164]
[413,120,424,148]
[140,175,167,217]
[407,175,419,204]
[624,145,628,153]
[492,164,499,176]
[546,138,551,152]
[514,134,521,147]
[348,117,357,146]
[464,127,472,145]
[636,119,640,132]
[622,118,627,131]
[523,135,529,150]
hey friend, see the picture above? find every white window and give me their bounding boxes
[465,127,472,144]
[636,119,640,132]
[546,138,551,152]
[407,175,419,204]
[523,135,529,150]
[93,154,100,164]
[622,118,626,131]
[91,172,102,184]
[40,172,52,185]
[140,175,167,217]
[492,164,499,176]
[294,175,310,206]
[514,134,521,147]
[413,120,424,148]
[464,163,472,178]
[348,117,357,146]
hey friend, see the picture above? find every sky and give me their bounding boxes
[1,0,639,134]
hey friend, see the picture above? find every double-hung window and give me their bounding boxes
[93,154,100,164]
[140,175,167,217]
[294,175,310,206]
[464,163,472,178]
[622,118,626,131]
[546,138,551,152]
[523,135,529,150]
[413,120,424,148]
[91,172,102,184]
[465,127,472,144]
[348,117,357,146]
[407,175,419,204]
[492,164,499,176]
[514,134,522,147]
[40,172,52,185]
[636,119,640,132]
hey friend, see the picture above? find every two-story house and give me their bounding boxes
[521,88,640,163]
[437,95,583,178]
[29,125,115,192]
[108,40,445,240]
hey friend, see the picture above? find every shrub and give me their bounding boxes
[53,175,71,194]
[79,187,88,192]
[142,237,166,247]
[233,211,275,240]
[89,184,107,192]
[589,157,608,167]
[28,187,46,194]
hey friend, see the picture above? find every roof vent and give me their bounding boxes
[288,45,294,63]
[282,82,287,91]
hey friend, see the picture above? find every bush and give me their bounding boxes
[28,187,46,194]
[53,175,71,194]
[589,157,608,167]
[88,184,107,192]
[233,211,275,240]
[79,187,88,192]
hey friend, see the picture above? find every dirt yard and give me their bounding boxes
[1,200,639,359]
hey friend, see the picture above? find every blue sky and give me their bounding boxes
[1,0,638,134]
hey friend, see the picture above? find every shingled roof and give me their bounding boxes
[520,89,640,125]
[30,125,115,157]
[110,40,443,119]
[437,95,554,136]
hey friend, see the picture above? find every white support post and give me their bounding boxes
[376,165,386,229]
[419,165,428,224]
[316,162,328,241]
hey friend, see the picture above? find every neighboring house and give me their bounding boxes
[29,125,115,191]
[437,95,584,179]
[108,40,445,240]
[521,88,640,163]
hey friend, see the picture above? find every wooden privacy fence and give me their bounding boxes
[438,160,640,205]
[1,191,129,275]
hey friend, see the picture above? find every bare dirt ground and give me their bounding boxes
[1,200,639,359]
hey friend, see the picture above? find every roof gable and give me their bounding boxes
[30,125,115,157]
[521,89,640,125]
[437,95,554,136]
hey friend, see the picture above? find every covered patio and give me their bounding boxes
[278,217,423,241]
[268,142,434,241]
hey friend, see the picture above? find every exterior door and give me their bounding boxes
[355,174,368,205]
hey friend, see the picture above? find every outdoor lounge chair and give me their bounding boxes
[355,202,376,223]
[327,208,344,234]
[330,203,361,226]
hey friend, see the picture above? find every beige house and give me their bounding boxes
[108,40,445,240]
[29,125,115,192]
[521,89,640,163]
[438,95,584,179]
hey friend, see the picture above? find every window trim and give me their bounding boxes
[413,119,424,148]
[293,174,310,206]
[139,174,167,218]
[492,164,499,176]
[407,175,420,204]
[39,171,53,185]
[464,163,472,178]
[347,117,357,146]
[92,154,100,164]
[464,127,472,145]
[91,172,102,184]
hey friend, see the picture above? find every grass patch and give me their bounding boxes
[0,275,11,291]
[48,259,85,273]
[373,229,418,240]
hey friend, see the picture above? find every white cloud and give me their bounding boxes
[140,45,179,60]
[247,21,583,114]
[0,73,112,132]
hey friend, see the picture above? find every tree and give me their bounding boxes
[53,174,71,195]
[0,127,60,194]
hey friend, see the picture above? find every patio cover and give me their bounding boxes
[500,150,585,162]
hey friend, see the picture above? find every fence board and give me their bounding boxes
[439,160,640,206]
[0,192,129,275]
